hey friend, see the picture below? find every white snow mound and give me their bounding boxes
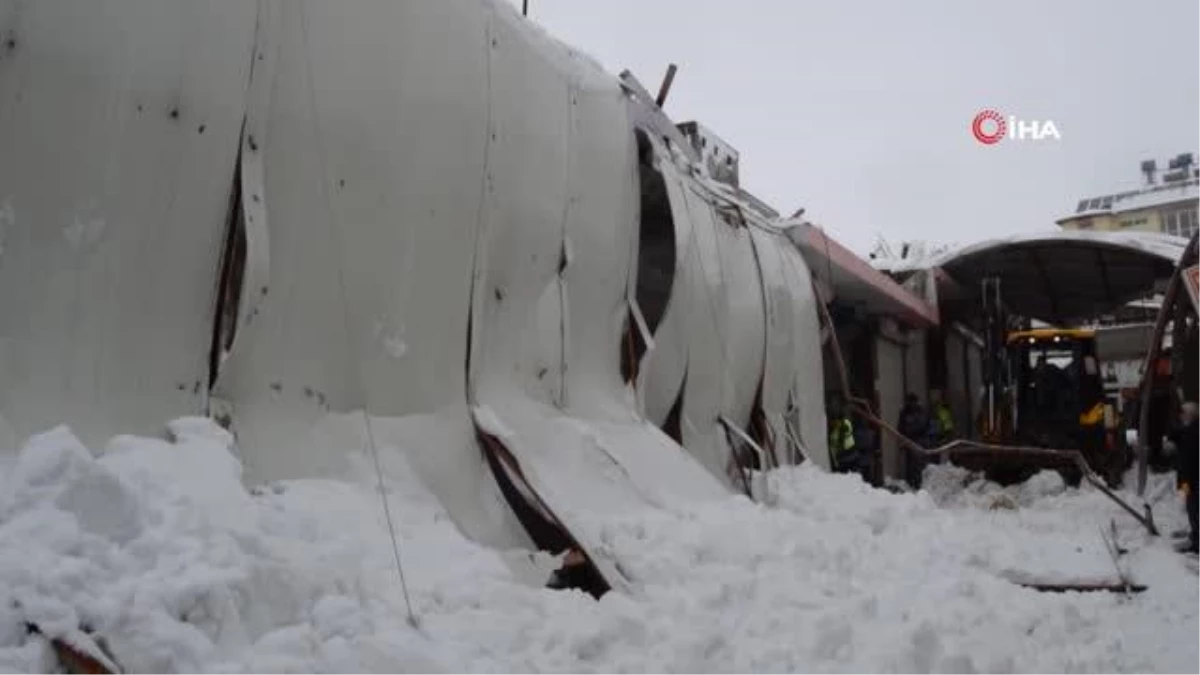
[0,423,1196,673]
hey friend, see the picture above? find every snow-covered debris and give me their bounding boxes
[921,463,1068,510]
[868,238,955,273]
[1,424,1196,673]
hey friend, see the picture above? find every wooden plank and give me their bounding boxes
[1017,581,1147,594]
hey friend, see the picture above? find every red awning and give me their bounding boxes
[785,222,940,328]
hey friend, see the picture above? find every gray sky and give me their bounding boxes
[515,0,1200,255]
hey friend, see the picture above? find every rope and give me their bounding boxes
[363,413,418,626]
[299,6,417,628]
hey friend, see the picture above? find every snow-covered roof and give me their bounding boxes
[1063,180,1199,221]
[933,230,1187,269]
[1109,180,1199,213]
[934,230,1187,324]
[869,239,956,274]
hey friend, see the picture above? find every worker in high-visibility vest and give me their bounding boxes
[929,388,955,445]
[828,397,859,473]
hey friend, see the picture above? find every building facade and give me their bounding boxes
[1057,154,1199,240]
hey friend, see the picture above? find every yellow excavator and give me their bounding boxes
[975,326,1123,485]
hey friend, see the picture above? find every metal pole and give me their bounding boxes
[655,63,678,108]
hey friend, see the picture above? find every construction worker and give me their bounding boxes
[1167,402,1198,554]
[929,389,955,445]
[828,396,860,475]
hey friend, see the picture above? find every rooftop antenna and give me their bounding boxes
[655,63,678,108]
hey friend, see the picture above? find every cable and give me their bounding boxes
[298,5,417,628]
[364,412,418,628]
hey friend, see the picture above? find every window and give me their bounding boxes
[1027,347,1074,370]
[1162,206,1199,239]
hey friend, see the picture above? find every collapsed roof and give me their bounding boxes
[933,231,1187,325]
[0,0,830,595]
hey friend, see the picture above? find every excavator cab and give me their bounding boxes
[967,325,1122,486]
[1005,328,1121,481]
[1008,329,1105,444]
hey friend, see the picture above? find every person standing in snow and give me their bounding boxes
[899,393,930,486]
[1167,401,1198,554]
[929,389,955,445]
[828,396,860,476]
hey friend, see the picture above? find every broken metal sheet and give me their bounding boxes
[673,183,738,486]
[224,2,278,366]
[467,3,727,586]
[631,134,826,480]
[0,0,256,448]
[209,1,530,550]
[560,73,639,415]
[634,141,691,430]
[472,397,723,569]
[451,3,724,588]
[779,241,831,469]
[468,3,571,408]
[635,291,688,430]
[713,211,766,433]
[749,226,797,465]
[0,0,836,586]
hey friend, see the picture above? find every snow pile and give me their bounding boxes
[921,464,1070,510]
[1,421,1197,673]
[0,422,447,672]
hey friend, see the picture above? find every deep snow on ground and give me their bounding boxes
[0,420,1196,673]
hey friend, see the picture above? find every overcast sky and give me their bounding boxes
[513,0,1200,255]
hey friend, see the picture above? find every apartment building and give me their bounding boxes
[1057,153,1199,239]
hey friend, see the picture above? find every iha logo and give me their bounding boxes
[971,109,1061,145]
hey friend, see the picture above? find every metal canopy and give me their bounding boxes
[936,232,1186,325]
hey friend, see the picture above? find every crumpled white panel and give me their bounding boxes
[209,1,529,549]
[779,242,830,469]
[0,0,256,449]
